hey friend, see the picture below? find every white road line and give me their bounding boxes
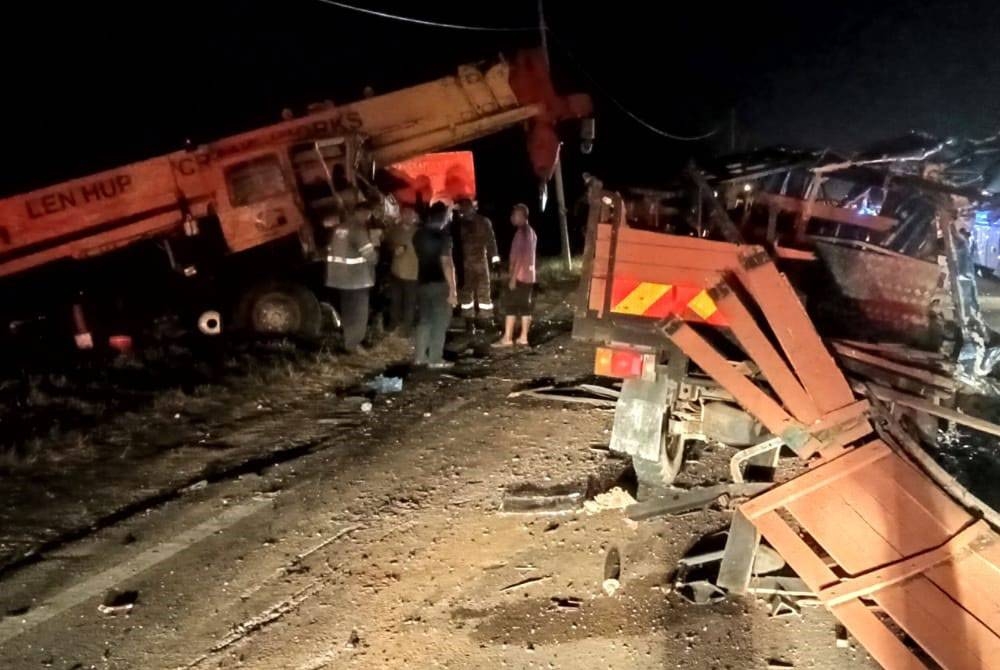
[0,498,271,646]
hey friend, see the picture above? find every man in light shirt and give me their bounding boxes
[494,203,537,348]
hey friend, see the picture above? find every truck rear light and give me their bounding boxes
[594,346,645,379]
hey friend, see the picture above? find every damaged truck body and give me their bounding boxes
[574,133,1000,668]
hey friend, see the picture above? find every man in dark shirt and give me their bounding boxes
[412,202,458,368]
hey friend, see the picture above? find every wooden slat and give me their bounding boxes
[833,343,956,390]
[924,539,1000,635]
[736,248,855,414]
[604,260,722,291]
[820,521,991,607]
[615,226,742,253]
[834,339,948,364]
[870,384,1000,440]
[613,242,740,273]
[754,512,927,670]
[740,440,890,519]
[756,191,897,232]
[788,455,969,574]
[875,577,1000,670]
[711,280,820,424]
[786,485,905,574]
[772,245,817,261]
[866,451,971,539]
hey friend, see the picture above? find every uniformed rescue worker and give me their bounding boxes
[323,204,378,353]
[455,198,499,328]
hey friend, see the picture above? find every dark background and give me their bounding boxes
[1,0,998,252]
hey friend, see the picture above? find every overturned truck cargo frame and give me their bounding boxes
[577,198,1000,668]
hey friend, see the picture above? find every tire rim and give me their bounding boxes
[252,292,302,334]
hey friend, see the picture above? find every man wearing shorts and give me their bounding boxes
[494,203,537,347]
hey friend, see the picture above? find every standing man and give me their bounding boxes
[385,206,420,335]
[495,203,537,348]
[324,204,377,353]
[455,198,499,330]
[412,202,458,368]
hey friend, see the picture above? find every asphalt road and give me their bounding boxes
[0,334,877,670]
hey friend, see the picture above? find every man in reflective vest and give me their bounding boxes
[455,198,499,329]
[324,204,378,353]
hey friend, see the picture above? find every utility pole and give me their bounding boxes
[538,0,573,271]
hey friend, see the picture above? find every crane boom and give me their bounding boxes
[0,50,590,280]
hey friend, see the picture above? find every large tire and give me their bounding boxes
[632,432,685,488]
[235,281,322,340]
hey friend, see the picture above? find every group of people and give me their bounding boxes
[322,198,538,368]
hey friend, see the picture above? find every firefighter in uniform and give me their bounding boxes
[324,204,378,353]
[455,198,499,328]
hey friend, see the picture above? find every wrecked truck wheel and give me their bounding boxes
[632,432,685,488]
[236,281,322,339]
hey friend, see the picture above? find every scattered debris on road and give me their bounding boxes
[365,375,403,394]
[499,575,551,593]
[500,482,585,514]
[507,380,620,408]
[626,482,772,520]
[97,590,138,616]
[582,486,636,513]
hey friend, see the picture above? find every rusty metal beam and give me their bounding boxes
[756,191,897,233]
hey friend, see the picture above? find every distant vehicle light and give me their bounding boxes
[743,183,752,192]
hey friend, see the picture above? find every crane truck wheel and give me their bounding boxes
[235,281,322,340]
[632,432,685,488]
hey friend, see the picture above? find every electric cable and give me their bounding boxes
[315,0,718,141]
[550,32,719,141]
[314,0,536,32]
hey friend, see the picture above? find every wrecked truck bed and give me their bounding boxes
[572,164,1000,668]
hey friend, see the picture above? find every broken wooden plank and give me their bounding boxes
[868,395,1000,531]
[869,384,1000,440]
[755,191,897,232]
[832,343,955,390]
[834,339,948,364]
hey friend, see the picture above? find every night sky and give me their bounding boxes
[2,0,997,245]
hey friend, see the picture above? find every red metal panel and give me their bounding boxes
[741,441,891,519]
[743,441,1000,670]
[875,578,1000,670]
[711,280,820,424]
[736,247,855,414]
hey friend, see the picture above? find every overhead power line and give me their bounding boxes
[314,0,536,32]
[315,0,717,141]
[551,34,719,142]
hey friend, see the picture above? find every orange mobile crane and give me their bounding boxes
[0,50,590,348]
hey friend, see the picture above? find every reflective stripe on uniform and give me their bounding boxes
[460,302,475,310]
[327,256,368,265]
[358,243,374,253]
[478,302,494,310]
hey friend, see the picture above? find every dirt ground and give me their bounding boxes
[0,281,878,670]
